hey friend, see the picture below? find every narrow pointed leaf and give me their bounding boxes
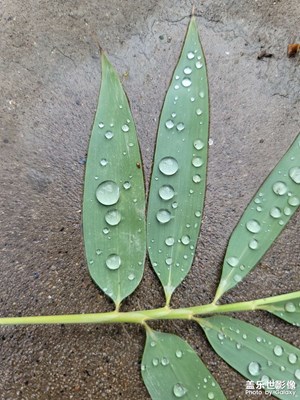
[215,133,300,300]
[256,291,300,327]
[200,316,300,400]
[141,330,226,400]
[83,53,146,307]
[147,17,209,302]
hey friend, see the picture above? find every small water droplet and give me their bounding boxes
[128,273,135,281]
[236,343,242,350]
[182,77,192,88]
[249,239,258,250]
[161,357,169,366]
[294,369,300,380]
[285,302,296,313]
[96,249,102,255]
[165,237,175,246]
[165,258,172,266]
[207,393,214,400]
[141,364,146,371]
[187,51,195,59]
[175,350,183,358]
[98,122,104,128]
[196,108,202,116]
[100,159,108,167]
[106,254,121,270]
[256,336,262,343]
[283,206,292,216]
[172,201,178,209]
[159,157,179,175]
[105,130,114,140]
[246,219,261,233]
[176,122,185,131]
[183,66,192,75]
[289,167,300,184]
[218,333,225,341]
[288,353,298,364]
[166,120,175,129]
[150,341,156,347]
[89,259,94,264]
[173,383,188,398]
[152,358,159,366]
[190,97,195,102]
[227,257,239,267]
[192,157,203,167]
[174,84,179,90]
[194,139,204,150]
[96,181,120,206]
[193,174,201,183]
[195,211,201,217]
[273,345,283,357]
[123,181,131,190]
[159,185,175,201]
[273,181,287,195]
[270,207,281,219]
[288,196,300,206]
[234,274,242,283]
[121,124,129,132]
[105,210,121,226]
[181,235,190,245]
[195,61,203,69]
[156,209,172,224]
[248,361,261,376]
[199,91,205,98]
[103,227,109,235]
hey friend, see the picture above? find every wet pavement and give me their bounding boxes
[0,0,299,399]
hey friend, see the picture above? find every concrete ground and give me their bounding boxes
[0,0,299,399]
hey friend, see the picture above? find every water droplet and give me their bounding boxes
[256,336,262,343]
[208,138,214,146]
[105,210,121,226]
[166,120,174,129]
[121,124,129,132]
[289,167,300,184]
[172,201,178,209]
[176,122,185,131]
[218,333,225,341]
[195,211,201,217]
[194,139,204,150]
[283,207,292,216]
[150,341,156,347]
[159,157,179,176]
[152,358,159,366]
[166,258,172,266]
[288,196,300,206]
[161,357,169,366]
[270,207,281,219]
[123,181,131,190]
[141,364,146,371]
[96,249,102,255]
[227,257,239,267]
[196,108,202,116]
[182,77,192,88]
[103,227,109,235]
[96,181,120,206]
[187,52,195,59]
[234,274,242,283]
[181,235,190,245]
[105,130,114,140]
[273,345,283,357]
[248,361,261,376]
[156,209,172,224]
[193,174,201,183]
[173,383,188,398]
[192,157,203,167]
[273,181,287,195]
[165,237,175,246]
[199,91,205,98]
[100,159,108,167]
[159,185,175,201]
[174,84,179,90]
[246,219,261,233]
[183,66,192,75]
[288,353,298,364]
[175,350,183,358]
[236,343,242,350]
[190,97,195,102]
[249,239,258,250]
[128,273,135,281]
[294,369,300,380]
[195,61,203,69]
[98,122,104,128]
[89,259,94,264]
[106,254,121,270]
[207,393,215,400]
[285,302,296,312]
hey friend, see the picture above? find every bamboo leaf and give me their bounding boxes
[200,316,300,400]
[215,133,300,301]
[82,53,146,308]
[147,17,209,304]
[141,329,226,400]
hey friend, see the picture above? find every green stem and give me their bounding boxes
[1,291,299,326]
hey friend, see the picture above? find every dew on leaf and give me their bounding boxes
[100,159,108,166]
[181,235,190,245]
[105,210,121,226]
[183,66,192,74]
[159,157,179,175]
[289,166,300,184]
[194,139,204,150]
[270,207,282,219]
[123,181,131,190]
[294,369,300,380]
[161,357,169,366]
[176,122,185,131]
[248,361,261,376]
[165,237,175,246]
[288,353,298,364]
[288,196,300,206]
[98,122,104,128]
[246,219,261,233]
[272,181,287,195]
[106,254,121,270]
[192,157,203,167]
[249,239,258,250]
[152,358,159,366]
[166,120,175,129]
[227,257,239,267]
[182,77,192,88]
[207,393,215,400]
[193,174,201,183]
[273,345,283,357]
[121,124,129,132]
[196,108,202,116]
[96,181,120,206]
[105,130,114,140]
[196,61,203,69]
[156,209,172,224]
[187,51,195,59]
[173,383,188,398]
[175,350,183,358]
[285,302,296,313]
[128,273,135,281]
[159,185,175,201]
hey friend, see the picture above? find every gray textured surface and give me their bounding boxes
[0,1,299,399]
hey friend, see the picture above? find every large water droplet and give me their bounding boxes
[161,357,169,366]
[105,210,121,226]
[159,157,179,175]
[165,237,175,246]
[165,258,172,266]
[246,220,261,233]
[273,345,283,356]
[192,157,203,167]
[121,124,129,132]
[96,181,120,206]
[273,181,287,195]
[289,167,300,184]
[194,139,204,150]
[249,239,258,250]
[288,196,300,206]
[159,185,175,201]
[288,353,298,364]
[183,66,192,75]
[105,130,114,140]
[173,383,188,398]
[207,393,215,400]
[176,122,185,131]
[187,52,195,59]
[166,120,174,129]
[156,209,172,224]
[270,207,282,219]
[181,235,190,245]
[227,257,239,267]
[106,254,121,270]
[248,361,261,376]
[193,175,201,183]
[285,302,296,313]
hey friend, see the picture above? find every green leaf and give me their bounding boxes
[200,316,300,400]
[256,291,300,327]
[215,133,300,300]
[141,329,226,400]
[147,17,209,304]
[82,53,146,308]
